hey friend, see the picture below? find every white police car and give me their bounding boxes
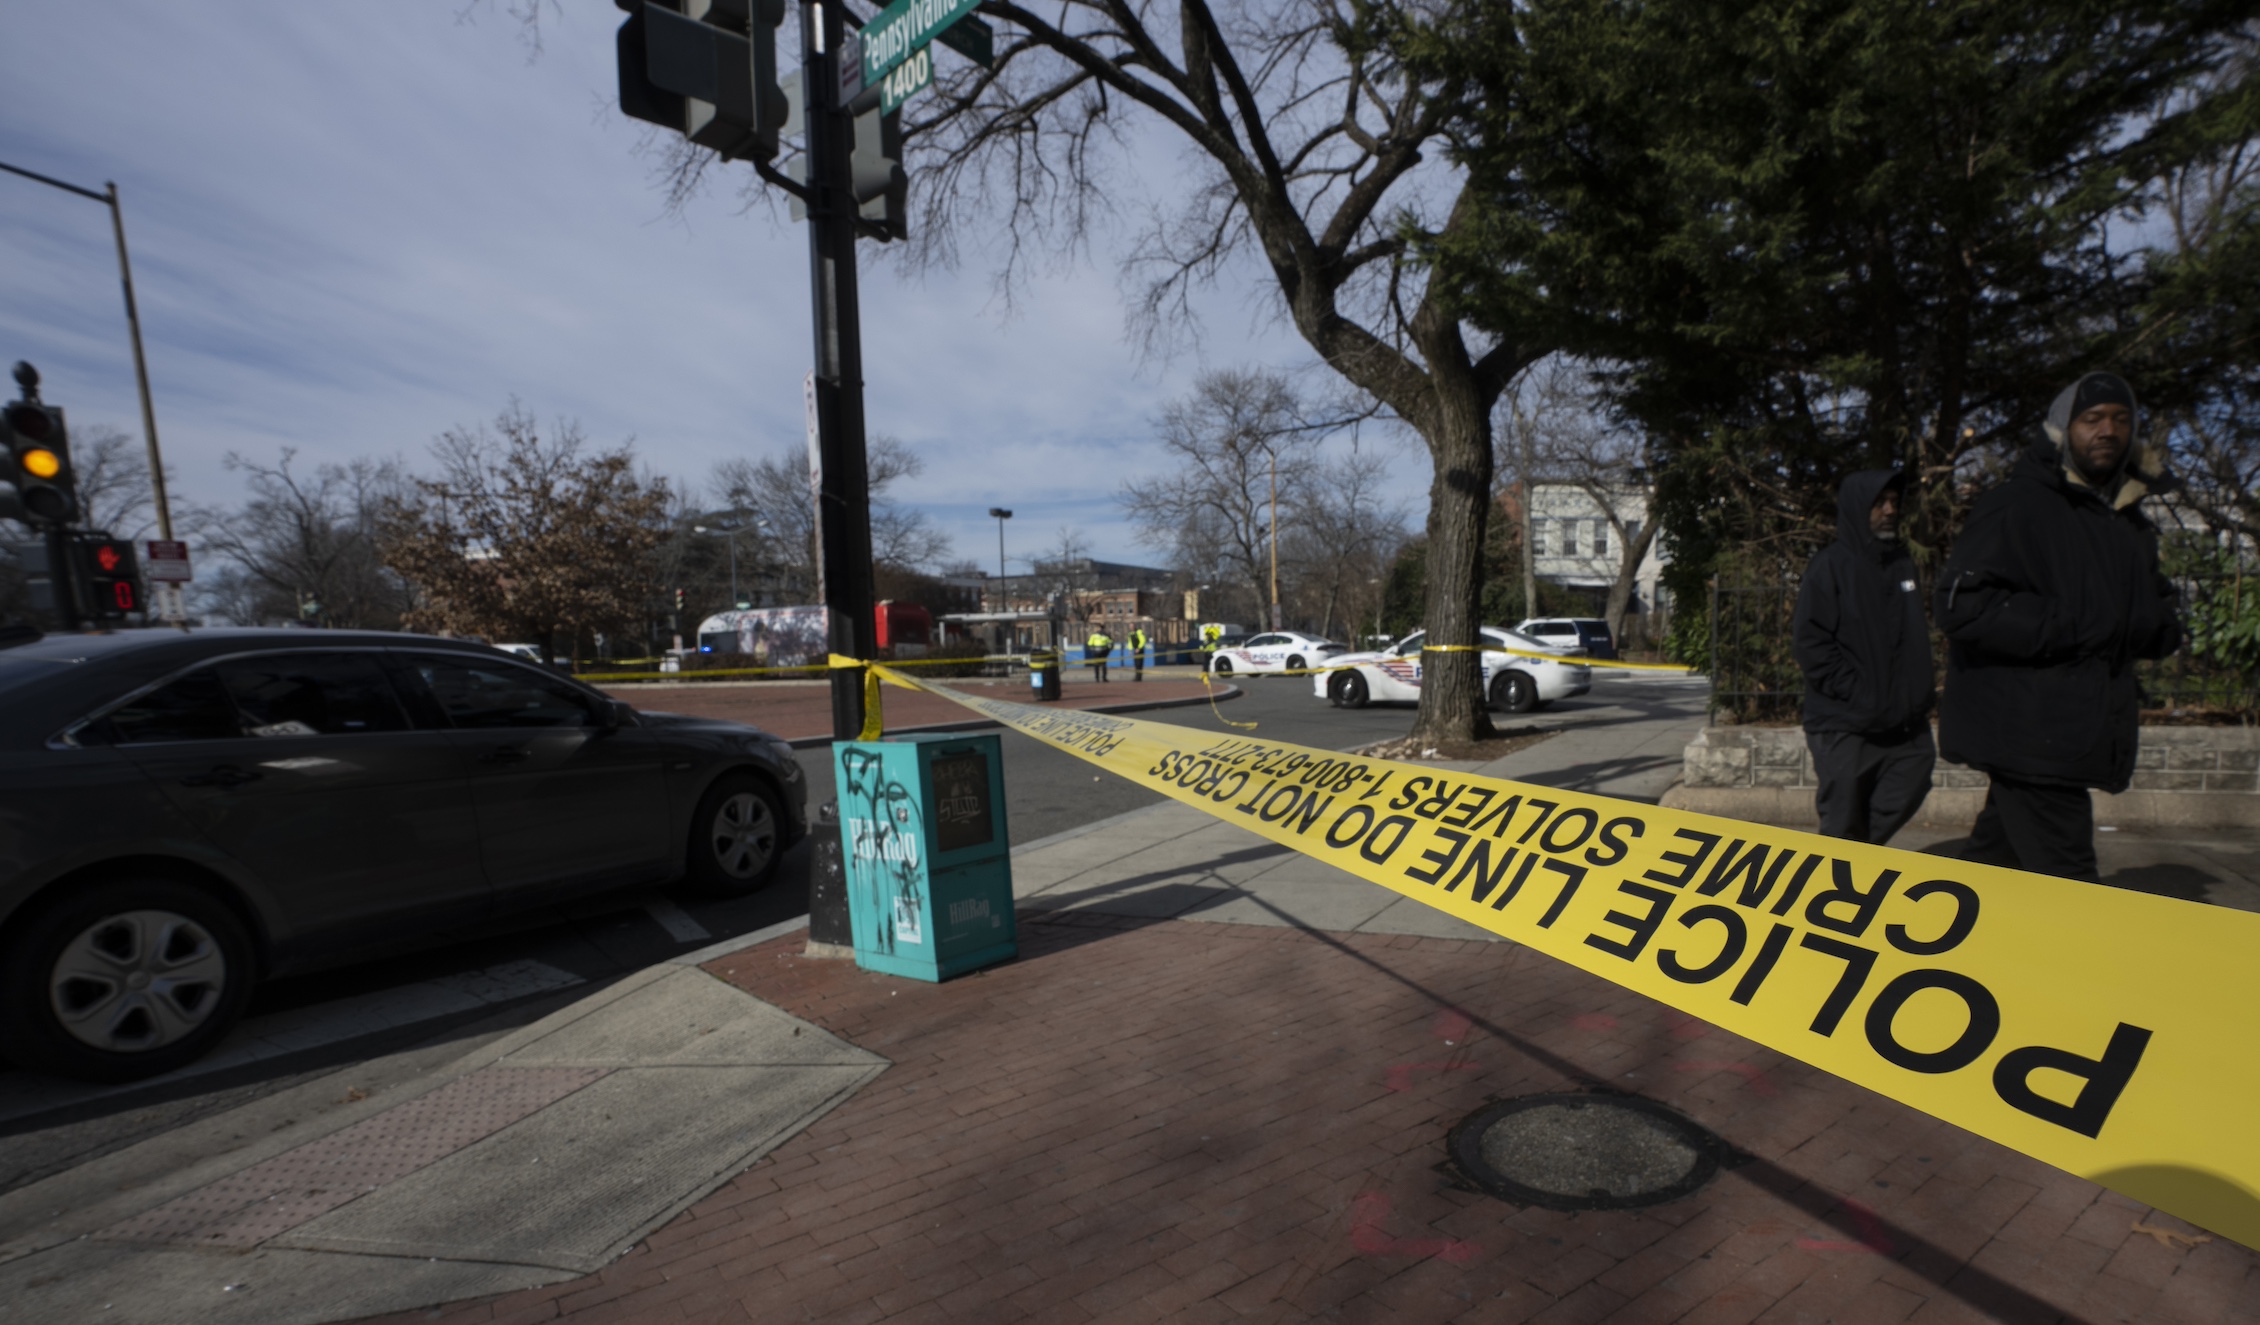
[1314,627,1591,712]
[1205,630,1347,677]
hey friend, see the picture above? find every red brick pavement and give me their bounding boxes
[365,915,2256,1324]
[606,677,1226,742]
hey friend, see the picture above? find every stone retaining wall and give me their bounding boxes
[1661,724,2260,829]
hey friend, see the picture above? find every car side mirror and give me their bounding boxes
[593,699,632,730]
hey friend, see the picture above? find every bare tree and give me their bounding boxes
[648,483,744,644]
[709,433,948,600]
[67,424,166,540]
[1120,369,1327,627]
[492,0,1539,739]
[1499,360,1660,642]
[1034,526,1100,629]
[917,1,1542,737]
[1280,434,1408,638]
[188,451,413,628]
[377,405,672,660]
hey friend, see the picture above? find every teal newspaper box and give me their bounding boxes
[834,732,1017,981]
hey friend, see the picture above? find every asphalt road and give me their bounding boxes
[0,672,1691,1190]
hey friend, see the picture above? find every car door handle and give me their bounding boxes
[480,744,531,764]
[180,764,263,789]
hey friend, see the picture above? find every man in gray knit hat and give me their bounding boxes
[1934,372,2182,882]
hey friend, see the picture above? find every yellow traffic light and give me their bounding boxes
[20,447,60,479]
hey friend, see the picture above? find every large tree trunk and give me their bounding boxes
[1409,376,1496,745]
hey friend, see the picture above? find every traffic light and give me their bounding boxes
[1,363,76,529]
[616,0,790,163]
[786,93,907,241]
[849,105,907,240]
[674,587,687,611]
[70,534,140,621]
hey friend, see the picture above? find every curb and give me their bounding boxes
[781,684,1244,749]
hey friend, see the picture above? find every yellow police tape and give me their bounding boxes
[860,660,2260,1249]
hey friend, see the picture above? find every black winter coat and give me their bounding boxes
[1935,441,2181,791]
[1794,471,1936,736]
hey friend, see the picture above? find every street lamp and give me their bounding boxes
[694,515,763,609]
[0,161,173,539]
[987,508,1012,611]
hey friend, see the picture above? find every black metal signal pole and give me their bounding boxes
[802,0,878,741]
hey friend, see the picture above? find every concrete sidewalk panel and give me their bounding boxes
[1356,894,1512,942]
[1176,877,1397,932]
[496,966,876,1068]
[273,1061,881,1274]
[1023,832,1300,895]
[1027,879,1233,919]
[0,960,888,1324]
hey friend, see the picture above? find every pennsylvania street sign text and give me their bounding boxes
[860,0,980,88]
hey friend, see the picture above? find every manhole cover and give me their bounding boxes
[1446,1093,1726,1211]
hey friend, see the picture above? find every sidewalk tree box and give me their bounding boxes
[834,732,1017,981]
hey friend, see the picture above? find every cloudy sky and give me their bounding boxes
[1,1,1418,573]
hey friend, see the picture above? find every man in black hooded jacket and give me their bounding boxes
[1935,372,2181,883]
[1794,470,1936,843]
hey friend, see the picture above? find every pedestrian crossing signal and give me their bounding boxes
[71,535,141,622]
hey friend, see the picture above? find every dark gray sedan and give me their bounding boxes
[0,628,807,1082]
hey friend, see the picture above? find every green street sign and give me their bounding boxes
[936,14,993,68]
[880,43,935,114]
[860,0,981,87]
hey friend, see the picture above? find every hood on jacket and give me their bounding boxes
[2033,372,2174,510]
[1835,469,1908,556]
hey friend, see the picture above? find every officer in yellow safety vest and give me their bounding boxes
[1201,623,1222,654]
[1129,627,1148,681]
[1086,627,1114,682]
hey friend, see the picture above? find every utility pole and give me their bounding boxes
[802,0,877,740]
[1268,445,1281,631]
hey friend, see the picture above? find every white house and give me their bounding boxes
[1524,482,1671,634]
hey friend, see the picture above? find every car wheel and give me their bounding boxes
[683,774,787,897]
[1490,671,1537,714]
[0,878,254,1083]
[1329,671,1370,710]
[1285,655,1307,676]
[1211,656,1233,675]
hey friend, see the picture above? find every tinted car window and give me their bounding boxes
[403,653,594,729]
[91,669,241,745]
[1394,633,1425,656]
[214,652,409,738]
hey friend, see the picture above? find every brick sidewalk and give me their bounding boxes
[605,677,1225,742]
[371,916,2254,1325]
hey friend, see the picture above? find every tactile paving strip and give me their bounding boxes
[99,1065,607,1248]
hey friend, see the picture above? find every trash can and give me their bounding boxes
[834,733,1017,982]
[1029,649,1062,701]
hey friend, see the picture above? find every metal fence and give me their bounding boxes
[1705,552,2260,725]
[1706,578,1806,724]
